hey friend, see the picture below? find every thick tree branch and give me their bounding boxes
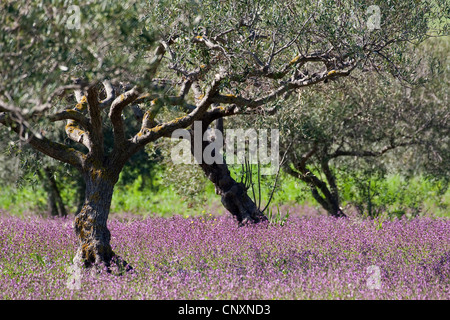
[99,80,116,109]
[212,66,354,109]
[108,87,140,151]
[48,109,92,131]
[0,113,84,169]
[64,96,93,152]
[298,144,318,168]
[310,187,332,212]
[200,105,242,126]
[321,156,340,205]
[86,85,104,158]
[130,74,225,151]
[0,98,19,114]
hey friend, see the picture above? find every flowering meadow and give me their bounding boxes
[0,210,449,300]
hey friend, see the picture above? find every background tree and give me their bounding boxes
[265,36,449,217]
[0,0,444,269]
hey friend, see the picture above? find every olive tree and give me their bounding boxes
[0,0,443,269]
[270,37,449,217]
[167,0,446,223]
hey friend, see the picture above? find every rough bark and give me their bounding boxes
[75,175,86,214]
[72,166,131,272]
[190,118,267,225]
[201,158,267,225]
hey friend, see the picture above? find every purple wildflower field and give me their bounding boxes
[0,209,449,300]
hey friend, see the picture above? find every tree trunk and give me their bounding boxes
[284,161,346,218]
[310,186,346,217]
[201,159,267,225]
[191,118,267,225]
[42,172,59,216]
[43,167,67,217]
[38,167,67,217]
[320,158,346,218]
[73,171,131,272]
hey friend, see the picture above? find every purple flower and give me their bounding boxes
[0,211,448,299]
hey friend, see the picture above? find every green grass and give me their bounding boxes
[0,183,48,216]
[0,170,448,218]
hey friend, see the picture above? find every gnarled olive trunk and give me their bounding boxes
[201,161,267,224]
[284,147,347,218]
[309,185,346,218]
[191,118,267,225]
[72,168,130,272]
